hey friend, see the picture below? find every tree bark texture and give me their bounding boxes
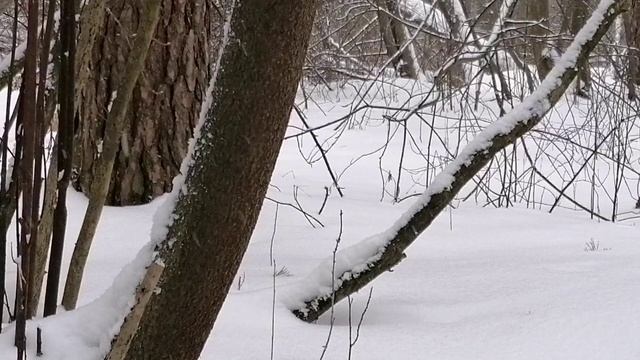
[110,1,318,359]
[569,0,592,94]
[74,0,215,205]
[62,0,164,310]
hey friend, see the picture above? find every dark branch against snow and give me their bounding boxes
[286,0,625,322]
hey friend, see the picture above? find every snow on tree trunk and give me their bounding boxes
[286,0,627,323]
[104,0,319,359]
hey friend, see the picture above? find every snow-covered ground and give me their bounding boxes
[0,75,639,359]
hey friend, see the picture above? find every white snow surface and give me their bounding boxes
[287,0,618,312]
[0,1,638,358]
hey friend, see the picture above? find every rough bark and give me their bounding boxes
[62,0,163,310]
[73,0,214,206]
[624,0,639,98]
[15,0,39,353]
[292,0,627,323]
[107,1,318,359]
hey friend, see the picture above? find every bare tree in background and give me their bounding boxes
[73,0,217,206]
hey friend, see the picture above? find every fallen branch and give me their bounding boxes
[289,0,627,322]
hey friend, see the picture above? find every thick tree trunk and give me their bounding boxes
[291,0,626,323]
[106,1,318,359]
[73,0,214,206]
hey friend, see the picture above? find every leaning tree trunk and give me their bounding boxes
[104,0,318,359]
[291,0,626,323]
[74,0,214,206]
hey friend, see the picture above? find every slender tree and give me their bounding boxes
[25,0,57,318]
[0,0,19,330]
[43,0,76,317]
[62,0,164,310]
[15,0,39,354]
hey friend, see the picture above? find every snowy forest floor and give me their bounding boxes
[1,78,640,359]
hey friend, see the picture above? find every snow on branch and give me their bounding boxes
[286,0,627,322]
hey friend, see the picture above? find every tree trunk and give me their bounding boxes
[624,0,639,99]
[435,0,466,88]
[527,0,553,79]
[291,0,626,323]
[73,0,215,206]
[62,0,164,311]
[376,0,420,79]
[106,1,318,359]
[15,0,39,353]
[569,0,592,96]
[44,0,76,317]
